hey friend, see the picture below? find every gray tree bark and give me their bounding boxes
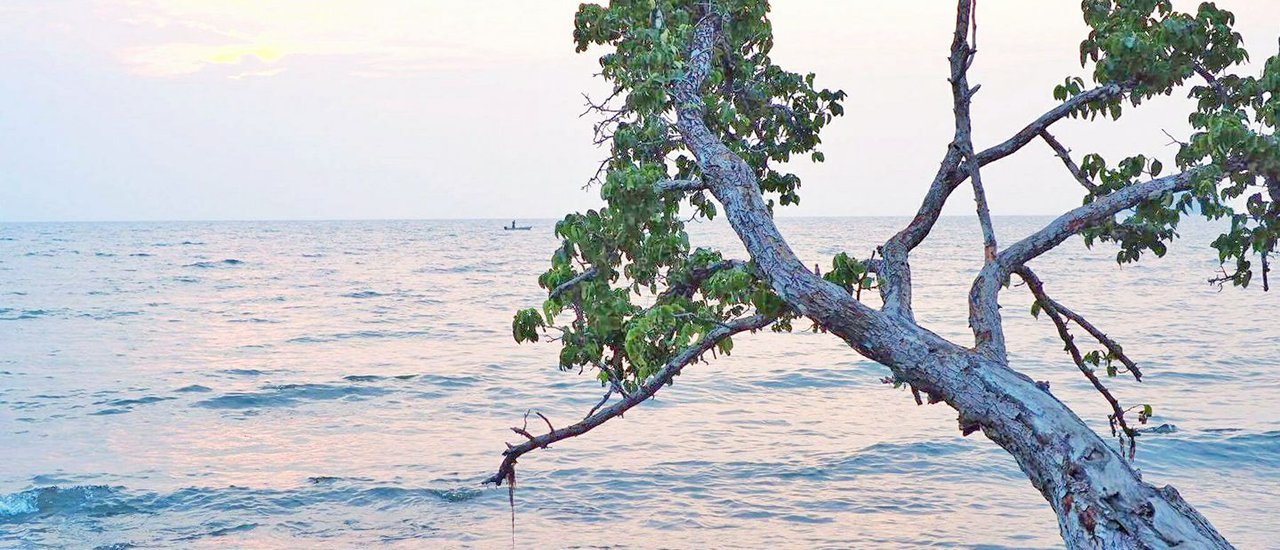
[669,8,1236,550]
[490,3,1243,548]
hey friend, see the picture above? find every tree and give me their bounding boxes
[487,1,1279,548]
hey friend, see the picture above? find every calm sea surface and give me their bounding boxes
[0,218,1277,549]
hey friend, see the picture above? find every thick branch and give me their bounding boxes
[484,314,773,486]
[975,84,1124,167]
[997,168,1208,269]
[969,167,1215,354]
[655,178,708,193]
[1040,130,1099,192]
[671,10,886,359]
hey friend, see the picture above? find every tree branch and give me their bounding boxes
[655,178,709,193]
[1040,130,1098,192]
[996,168,1210,269]
[876,64,1124,320]
[669,10,885,358]
[975,84,1125,167]
[658,259,749,303]
[1193,62,1231,106]
[1015,267,1140,459]
[947,0,998,264]
[1035,285,1144,381]
[968,166,1222,355]
[484,314,774,486]
[548,268,599,301]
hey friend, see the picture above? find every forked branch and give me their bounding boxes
[484,314,774,486]
[1015,267,1141,459]
[969,165,1224,354]
[878,79,1125,319]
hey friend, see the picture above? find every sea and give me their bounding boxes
[0,217,1276,549]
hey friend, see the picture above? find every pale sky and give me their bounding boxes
[0,1,1277,222]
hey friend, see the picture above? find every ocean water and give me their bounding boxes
[0,217,1276,549]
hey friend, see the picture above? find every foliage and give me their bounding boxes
[513,1,845,389]
[1062,1,1279,286]
[514,0,1276,389]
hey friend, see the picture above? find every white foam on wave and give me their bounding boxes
[0,490,38,517]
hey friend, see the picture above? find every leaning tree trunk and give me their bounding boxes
[670,13,1235,548]
[865,318,1235,548]
[710,160,1234,548]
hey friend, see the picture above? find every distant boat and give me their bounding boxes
[503,220,532,231]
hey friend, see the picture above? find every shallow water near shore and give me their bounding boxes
[1,217,1277,548]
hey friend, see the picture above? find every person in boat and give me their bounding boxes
[511,220,516,229]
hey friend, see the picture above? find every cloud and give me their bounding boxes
[120,42,291,77]
[104,0,575,78]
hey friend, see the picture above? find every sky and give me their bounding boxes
[0,1,1277,222]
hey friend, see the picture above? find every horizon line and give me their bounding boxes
[0,213,1084,224]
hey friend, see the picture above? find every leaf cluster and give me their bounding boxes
[512,0,844,388]
[1063,1,1278,285]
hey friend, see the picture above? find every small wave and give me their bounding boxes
[172,276,200,283]
[754,366,877,390]
[227,317,278,324]
[94,252,116,257]
[343,290,386,299]
[341,374,422,383]
[175,385,212,393]
[1143,430,1280,470]
[183,259,243,268]
[128,253,153,257]
[418,374,481,388]
[222,369,266,376]
[103,396,174,407]
[193,383,391,410]
[288,330,430,344]
[78,310,141,320]
[0,309,52,321]
[0,486,129,522]
[197,523,258,538]
[1,479,479,537]
[1138,423,1178,434]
